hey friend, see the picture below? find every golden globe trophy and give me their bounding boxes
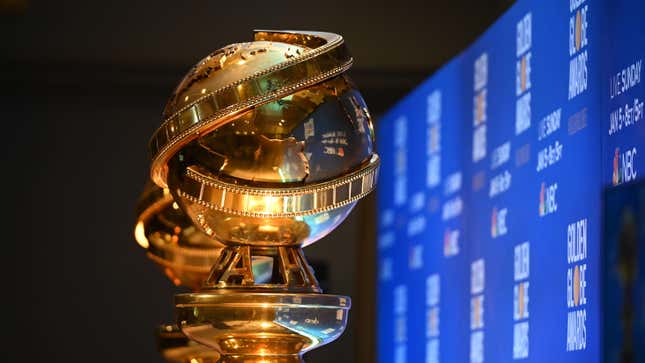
[135,30,379,363]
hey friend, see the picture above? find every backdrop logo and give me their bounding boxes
[568,0,589,99]
[489,170,512,198]
[539,182,558,217]
[426,274,440,363]
[394,116,408,206]
[538,108,562,141]
[491,142,511,169]
[516,12,532,135]
[536,140,563,172]
[491,143,512,198]
[608,60,643,134]
[566,218,588,352]
[473,53,488,162]
[394,285,408,363]
[612,146,638,185]
[513,242,530,359]
[470,259,485,363]
[613,147,621,184]
[491,206,508,238]
[573,8,586,52]
[427,90,442,188]
[443,172,463,221]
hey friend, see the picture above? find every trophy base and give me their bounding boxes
[175,291,351,362]
[217,354,303,363]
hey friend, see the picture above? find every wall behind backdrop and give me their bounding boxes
[1,1,511,362]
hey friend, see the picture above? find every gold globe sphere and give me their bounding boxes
[167,75,376,247]
[153,32,378,249]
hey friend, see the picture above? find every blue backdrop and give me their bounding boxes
[376,0,645,362]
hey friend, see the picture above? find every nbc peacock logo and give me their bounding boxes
[613,147,621,185]
[539,182,558,217]
[491,206,508,238]
[612,146,638,186]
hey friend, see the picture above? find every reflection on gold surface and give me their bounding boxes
[135,182,224,290]
[134,221,149,249]
[175,293,350,359]
[158,324,220,363]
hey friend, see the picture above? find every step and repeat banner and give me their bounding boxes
[376,0,644,362]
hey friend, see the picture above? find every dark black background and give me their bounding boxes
[2,1,510,362]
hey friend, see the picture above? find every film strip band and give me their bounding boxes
[150,30,353,187]
[177,154,380,218]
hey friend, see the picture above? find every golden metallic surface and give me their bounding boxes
[135,183,275,288]
[178,202,357,249]
[203,246,321,292]
[166,75,375,188]
[176,292,350,362]
[137,30,378,363]
[135,182,224,289]
[150,30,353,187]
[175,155,378,248]
[166,73,377,248]
[180,154,379,218]
[157,324,220,363]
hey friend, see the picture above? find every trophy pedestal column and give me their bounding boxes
[203,245,321,292]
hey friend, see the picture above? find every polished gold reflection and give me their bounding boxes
[175,293,350,359]
[168,74,378,248]
[135,182,224,289]
[158,324,220,363]
[135,183,277,289]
